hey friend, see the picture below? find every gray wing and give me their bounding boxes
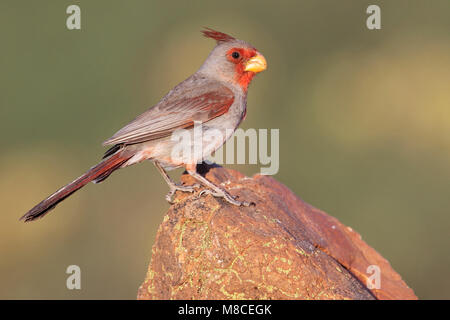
[103,77,235,146]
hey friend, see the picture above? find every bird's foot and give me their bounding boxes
[199,188,254,207]
[166,183,200,203]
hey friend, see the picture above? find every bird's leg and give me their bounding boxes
[153,161,199,203]
[186,164,251,207]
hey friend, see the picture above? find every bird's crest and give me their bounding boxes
[202,28,235,43]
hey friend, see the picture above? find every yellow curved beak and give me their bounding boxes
[244,53,267,73]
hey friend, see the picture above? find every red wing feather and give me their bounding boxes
[103,77,235,146]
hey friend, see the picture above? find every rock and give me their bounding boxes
[138,164,417,300]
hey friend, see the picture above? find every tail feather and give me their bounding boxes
[20,152,130,222]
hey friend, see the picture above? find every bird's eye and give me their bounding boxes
[231,51,240,59]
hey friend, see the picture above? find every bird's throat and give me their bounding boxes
[236,70,255,91]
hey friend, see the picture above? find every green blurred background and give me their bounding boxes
[1,0,449,299]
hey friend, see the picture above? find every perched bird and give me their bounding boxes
[21,28,267,222]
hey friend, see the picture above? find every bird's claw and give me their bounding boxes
[198,188,254,207]
[199,189,221,197]
[165,183,201,203]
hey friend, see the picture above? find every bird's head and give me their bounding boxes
[198,28,267,91]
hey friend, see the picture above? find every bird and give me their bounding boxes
[21,28,267,222]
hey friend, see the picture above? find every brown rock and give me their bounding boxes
[138,164,417,300]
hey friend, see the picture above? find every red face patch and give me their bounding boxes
[226,47,258,91]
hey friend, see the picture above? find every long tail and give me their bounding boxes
[20,152,130,222]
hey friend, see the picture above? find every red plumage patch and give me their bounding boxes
[202,28,235,43]
[226,47,258,91]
